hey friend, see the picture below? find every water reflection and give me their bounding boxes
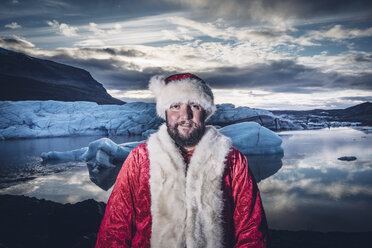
[0,135,143,189]
[87,163,121,191]
[0,127,371,232]
[260,127,372,232]
[85,152,285,191]
[246,153,283,183]
[0,164,113,204]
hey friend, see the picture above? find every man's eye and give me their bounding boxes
[171,104,180,110]
[192,104,200,110]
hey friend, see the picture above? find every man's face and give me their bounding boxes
[166,102,206,148]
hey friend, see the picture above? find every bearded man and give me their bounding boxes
[96,73,268,248]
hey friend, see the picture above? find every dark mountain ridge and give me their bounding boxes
[0,47,124,105]
[272,102,372,126]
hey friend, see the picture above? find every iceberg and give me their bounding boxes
[220,122,283,154]
[41,138,144,170]
[246,154,283,183]
[0,100,300,140]
[209,104,301,130]
[41,138,144,190]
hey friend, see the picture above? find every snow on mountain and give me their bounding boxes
[0,100,301,140]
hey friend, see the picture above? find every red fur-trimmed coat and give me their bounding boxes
[96,124,268,248]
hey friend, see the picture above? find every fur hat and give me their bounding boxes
[149,73,216,120]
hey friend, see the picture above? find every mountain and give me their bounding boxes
[272,102,372,126]
[339,102,372,123]
[0,47,124,105]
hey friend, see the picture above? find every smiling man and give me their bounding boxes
[166,100,205,149]
[96,73,268,248]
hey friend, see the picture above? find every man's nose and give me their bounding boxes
[179,105,193,120]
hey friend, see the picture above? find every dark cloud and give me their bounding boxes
[53,56,125,71]
[349,73,372,89]
[350,54,372,63]
[247,30,284,38]
[170,0,372,23]
[0,0,180,25]
[0,36,34,50]
[94,66,167,90]
[1,0,371,27]
[201,60,372,93]
[340,96,372,102]
[79,48,146,57]
[0,36,160,91]
[35,49,372,94]
[1,35,371,95]
[40,53,166,90]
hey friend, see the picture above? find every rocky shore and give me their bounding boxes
[0,194,370,248]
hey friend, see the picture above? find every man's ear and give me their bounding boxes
[201,109,207,123]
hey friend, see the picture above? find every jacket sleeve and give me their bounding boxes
[95,149,139,248]
[231,150,268,248]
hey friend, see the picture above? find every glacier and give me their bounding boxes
[0,100,300,140]
[0,101,162,140]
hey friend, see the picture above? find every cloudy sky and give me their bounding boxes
[1,0,371,110]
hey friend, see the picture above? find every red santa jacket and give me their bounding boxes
[96,124,268,248]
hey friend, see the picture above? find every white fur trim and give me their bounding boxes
[148,75,216,120]
[149,75,166,96]
[147,124,231,248]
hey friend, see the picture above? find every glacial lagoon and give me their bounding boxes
[0,127,371,232]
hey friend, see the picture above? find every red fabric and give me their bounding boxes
[180,149,194,165]
[96,143,268,248]
[165,73,204,84]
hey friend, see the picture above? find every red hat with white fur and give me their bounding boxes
[149,73,216,120]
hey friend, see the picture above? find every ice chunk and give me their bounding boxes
[41,147,87,162]
[220,122,283,154]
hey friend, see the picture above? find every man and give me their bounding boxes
[96,73,268,247]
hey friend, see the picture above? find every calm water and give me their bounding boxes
[260,127,372,232]
[0,127,371,232]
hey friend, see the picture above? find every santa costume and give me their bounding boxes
[96,73,268,248]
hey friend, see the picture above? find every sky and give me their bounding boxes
[0,0,371,110]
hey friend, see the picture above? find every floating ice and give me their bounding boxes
[41,122,283,189]
[220,122,283,154]
[42,122,283,167]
